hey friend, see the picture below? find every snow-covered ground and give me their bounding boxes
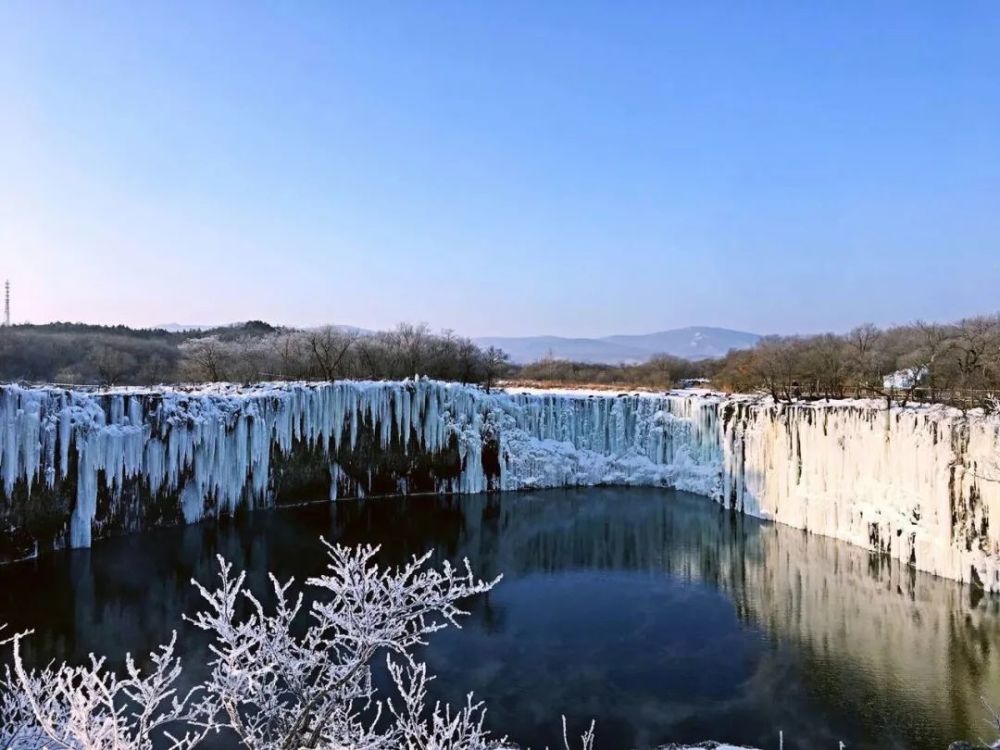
[2,380,999,590]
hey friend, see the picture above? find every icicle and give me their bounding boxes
[329,462,341,501]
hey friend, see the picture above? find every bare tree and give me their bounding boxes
[393,322,432,378]
[354,334,389,380]
[269,331,306,379]
[482,346,510,393]
[88,342,138,386]
[748,337,801,402]
[801,334,848,399]
[305,327,358,382]
[646,355,680,389]
[178,337,230,382]
[455,337,483,385]
[846,323,882,396]
[951,316,1000,397]
[913,320,957,400]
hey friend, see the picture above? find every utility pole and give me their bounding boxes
[3,280,9,327]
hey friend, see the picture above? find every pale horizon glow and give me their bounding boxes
[1,2,998,338]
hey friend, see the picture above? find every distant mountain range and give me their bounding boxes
[474,326,761,364]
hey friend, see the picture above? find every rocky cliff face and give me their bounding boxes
[1,380,999,591]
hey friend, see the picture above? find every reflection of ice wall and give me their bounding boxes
[452,489,1000,739]
[2,381,1000,590]
[737,523,1000,733]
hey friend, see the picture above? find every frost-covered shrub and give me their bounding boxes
[0,542,595,750]
[1,625,43,750]
[4,634,205,750]
[184,541,500,749]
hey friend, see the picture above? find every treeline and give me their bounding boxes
[712,315,1000,409]
[511,355,707,390]
[179,324,510,388]
[0,322,509,389]
[0,327,181,385]
[514,314,1000,410]
[4,314,999,409]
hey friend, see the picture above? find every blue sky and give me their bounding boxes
[1,2,997,336]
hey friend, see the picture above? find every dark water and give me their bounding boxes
[2,488,999,750]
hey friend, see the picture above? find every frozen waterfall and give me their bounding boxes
[1,380,999,590]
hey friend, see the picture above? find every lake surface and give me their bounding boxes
[2,487,999,750]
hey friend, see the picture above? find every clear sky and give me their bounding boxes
[1,2,997,337]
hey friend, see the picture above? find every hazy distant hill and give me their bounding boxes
[155,323,213,332]
[156,323,377,336]
[475,326,760,364]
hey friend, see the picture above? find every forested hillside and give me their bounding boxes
[2,314,998,411]
[0,322,509,389]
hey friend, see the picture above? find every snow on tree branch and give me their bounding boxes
[183,541,501,750]
[386,658,495,750]
[1,546,606,750]
[1,623,40,750]
[1,624,43,750]
[4,629,208,750]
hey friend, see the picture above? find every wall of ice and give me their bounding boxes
[0,381,720,559]
[720,400,1000,591]
[1,380,999,590]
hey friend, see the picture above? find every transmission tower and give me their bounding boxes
[3,280,9,327]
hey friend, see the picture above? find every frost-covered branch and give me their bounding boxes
[1,664,42,750]
[561,716,596,750]
[185,540,501,750]
[386,659,496,750]
[4,629,208,750]
[1,624,43,750]
[1,547,603,750]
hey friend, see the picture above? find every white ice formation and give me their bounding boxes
[1,380,999,590]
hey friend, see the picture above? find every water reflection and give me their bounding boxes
[0,488,997,750]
